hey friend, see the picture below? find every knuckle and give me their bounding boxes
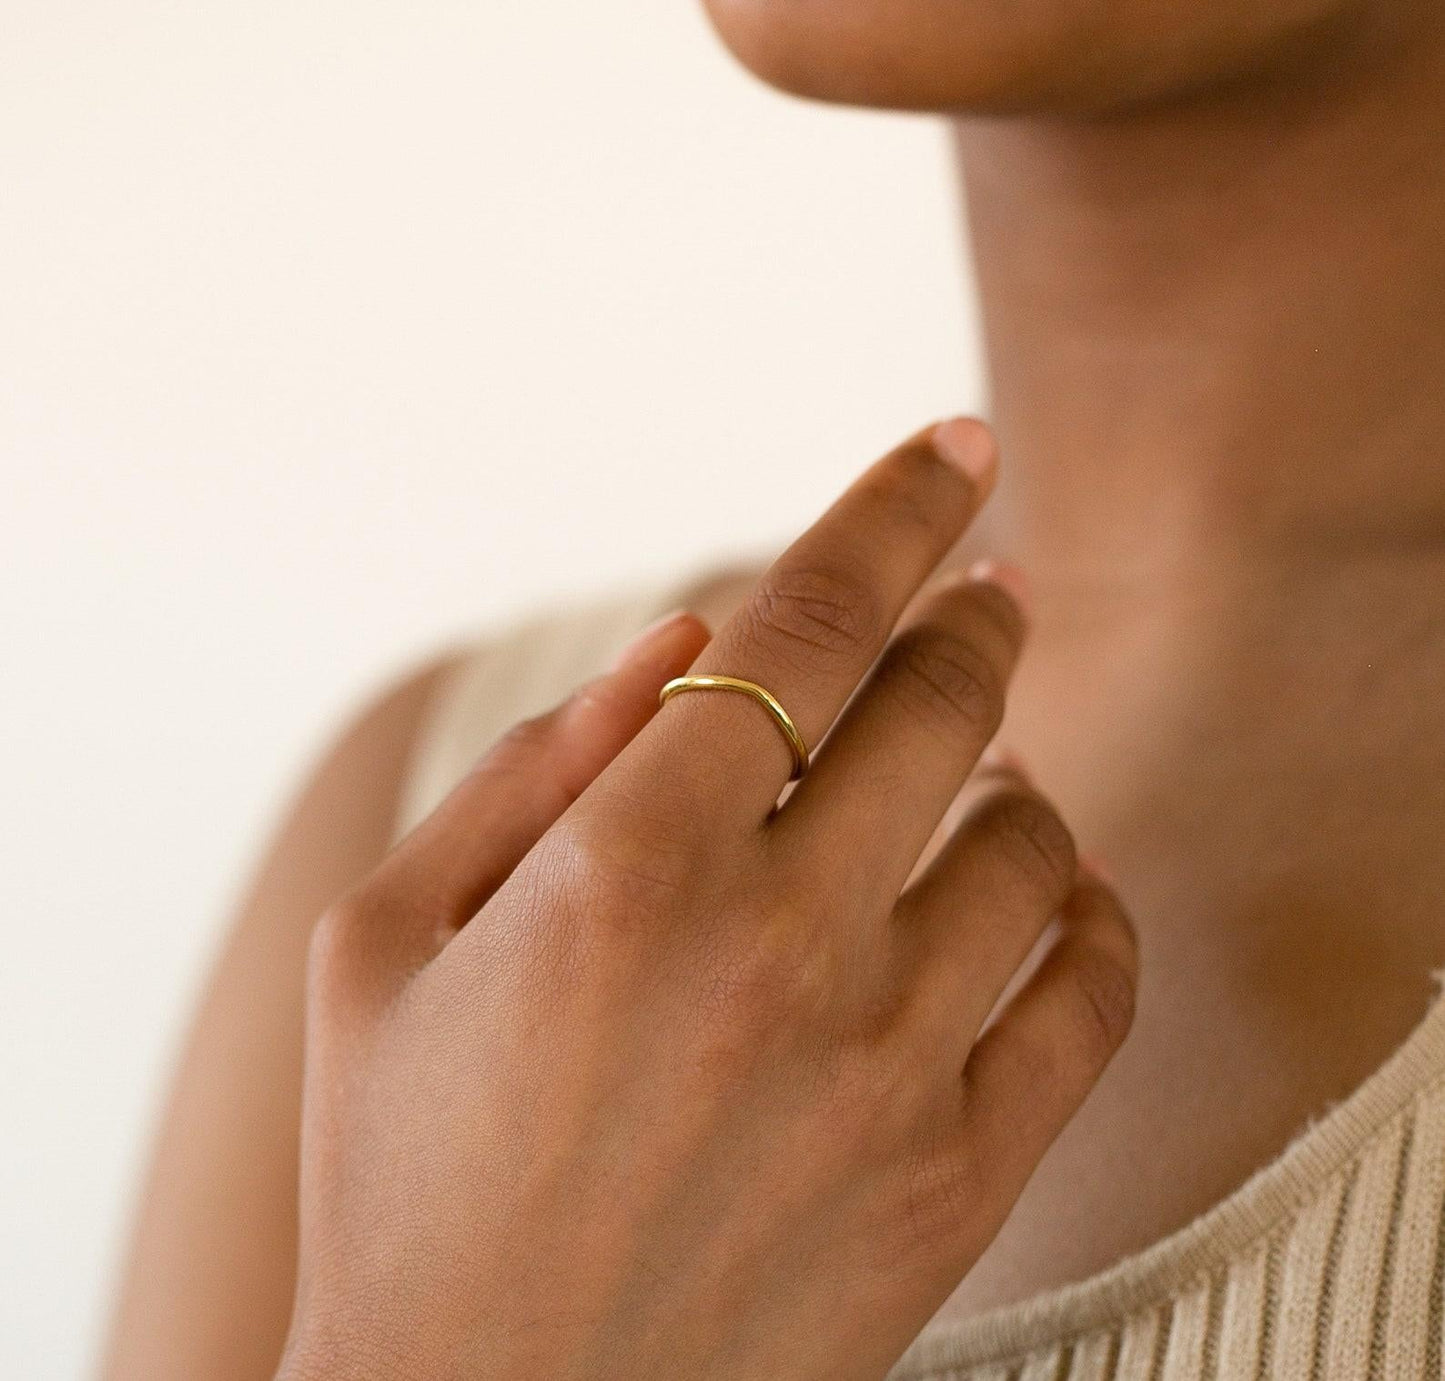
[745,564,884,665]
[975,1022,1056,1110]
[306,893,377,1003]
[842,1028,926,1133]
[468,717,559,792]
[979,789,1078,892]
[1060,944,1138,1067]
[491,709,560,760]
[689,935,825,1086]
[544,814,691,936]
[969,578,1028,649]
[707,912,829,1022]
[897,1127,982,1257]
[892,627,1005,738]
[690,880,845,1039]
[700,945,798,1037]
[567,679,619,724]
[918,1156,976,1241]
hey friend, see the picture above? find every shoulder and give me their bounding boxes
[252,647,470,914]
[264,572,693,901]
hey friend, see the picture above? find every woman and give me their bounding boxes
[103,1,1445,1377]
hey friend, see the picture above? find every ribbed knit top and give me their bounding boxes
[392,571,1445,1381]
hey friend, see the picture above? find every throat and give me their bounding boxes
[931,6,1445,1323]
[933,549,1445,1320]
[999,542,1445,972]
[950,12,1445,588]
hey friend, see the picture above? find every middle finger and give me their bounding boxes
[630,418,999,826]
[772,561,1028,915]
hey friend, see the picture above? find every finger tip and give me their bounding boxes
[1070,857,1139,962]
[932,416,998,490]
[610,609,711,673]
[979,742,1033,782]
[968,558,1031,622]
[1077,853,1118,887]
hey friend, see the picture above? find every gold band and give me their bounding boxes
[658,675,810,781]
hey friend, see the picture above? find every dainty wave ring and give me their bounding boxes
[658,675,810,781]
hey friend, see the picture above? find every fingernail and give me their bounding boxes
[610,609,692,671]
[933,417,998,488]
[980,742,1032,780]
[1080,853,1118,886]
[968,557,1031,620]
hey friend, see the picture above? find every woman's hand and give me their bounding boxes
[279,420,1138,1381]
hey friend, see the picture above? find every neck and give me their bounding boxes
[944,23,1445,991]
[929,28,1445,1311]
[954,18,1445,598]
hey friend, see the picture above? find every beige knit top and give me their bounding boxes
[392,571,1445,1381]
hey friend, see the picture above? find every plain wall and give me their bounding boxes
[0,1,983,1372]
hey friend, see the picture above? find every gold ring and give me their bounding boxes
[658,675,810,781]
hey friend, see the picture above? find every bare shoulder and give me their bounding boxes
[314,558,764,863]
[280,647,471,873]
[105,569,760,1381]
[101,642,472,1381]
[388,565,766,839]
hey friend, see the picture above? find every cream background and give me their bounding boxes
[0,1,982,1372]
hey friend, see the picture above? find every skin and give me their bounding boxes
[273,428,1140,1379]
[699,0,1408,112]
[104,432,1141,1381]
[100,648,468,1378]
[103,0,1445,1372]
[705,0,1445,1319]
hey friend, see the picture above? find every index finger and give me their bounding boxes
[630,418,998,820]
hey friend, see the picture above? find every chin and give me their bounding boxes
[698,0,1362,115]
